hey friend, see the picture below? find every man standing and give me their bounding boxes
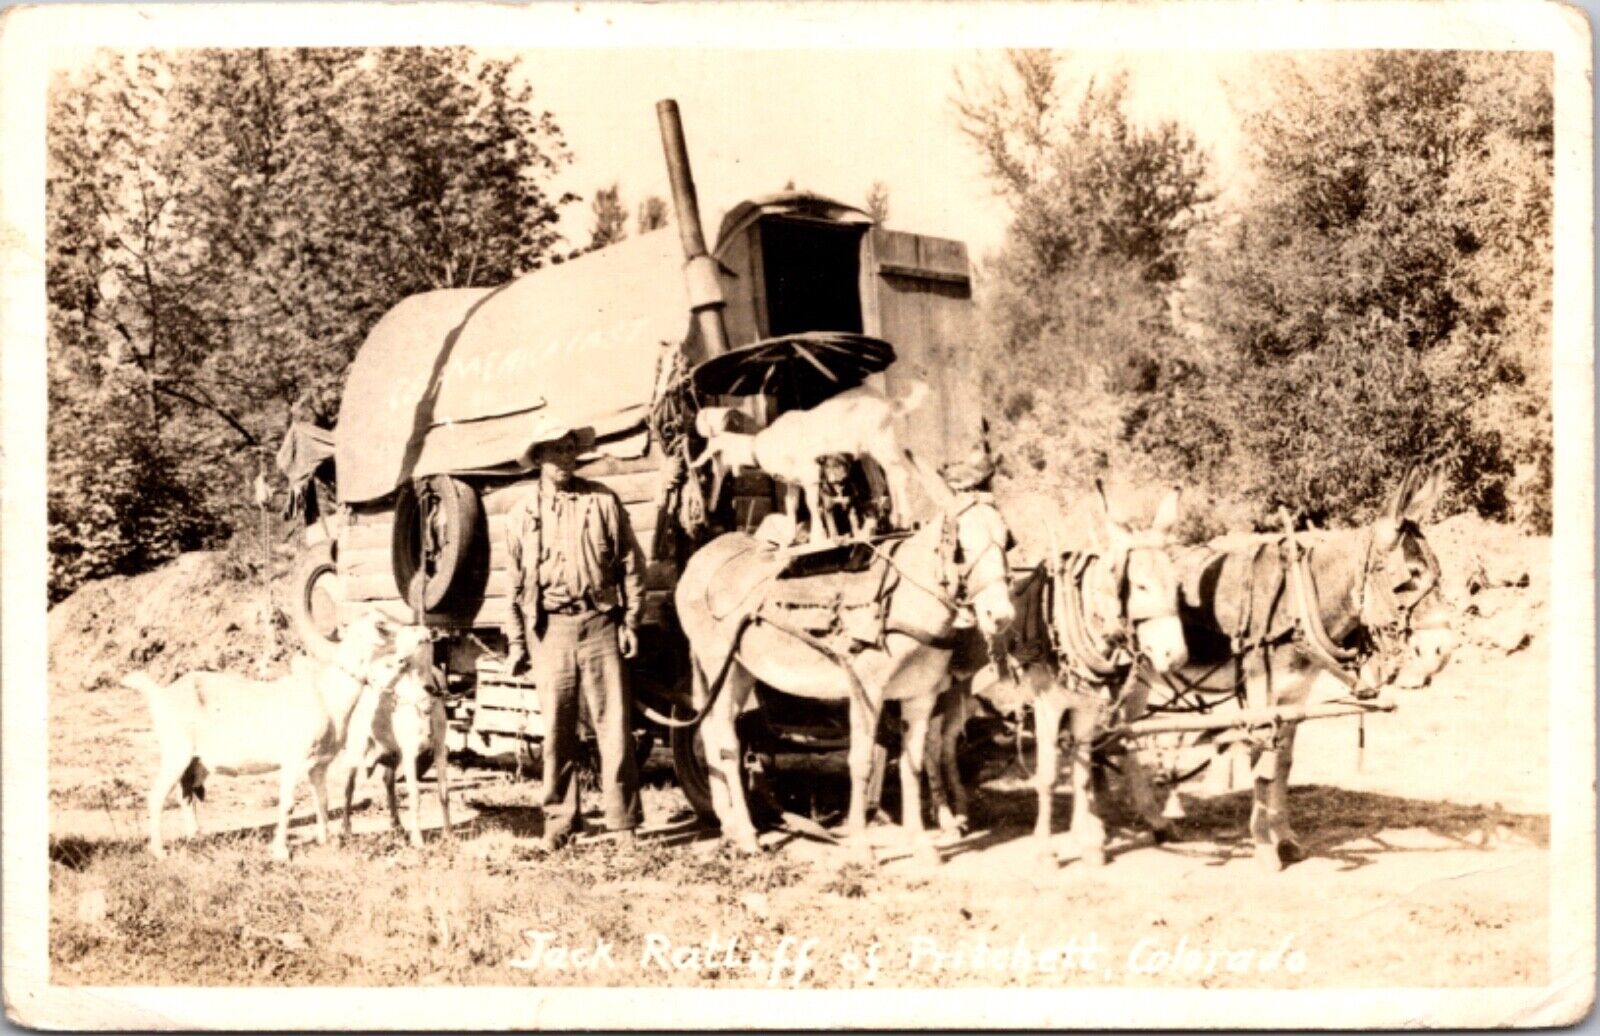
[504,427,646,851]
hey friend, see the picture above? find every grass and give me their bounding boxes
[49,777,1551,989]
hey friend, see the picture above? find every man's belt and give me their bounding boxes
[542,594,604,617]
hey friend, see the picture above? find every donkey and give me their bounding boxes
[934,484,1190,866]
[674,453,1015,861]
[1123,465,1456,871]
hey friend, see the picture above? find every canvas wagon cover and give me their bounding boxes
[337,229,689,503]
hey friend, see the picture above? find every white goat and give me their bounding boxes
[123,611,404,861]
[693,380,928,544]
[339,625,452,847]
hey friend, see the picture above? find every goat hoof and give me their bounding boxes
[1254,843,1285,872]
[272,844,291,863]
[148,844,167,860]
[1277,838,1307,865]
[1079,845,1108,868]
[1152,823,1179,846]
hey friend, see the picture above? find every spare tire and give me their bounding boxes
[291,540,343,662]
[392,475,482,614]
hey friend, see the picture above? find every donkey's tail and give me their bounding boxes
[892,379,930,417]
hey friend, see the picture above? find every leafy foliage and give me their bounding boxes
[588,181,628,249]
[954,52,1212,507]
[48,48,577,601]
[636,195,669,234]
[864,181,891,224]
[1159,52,1553,527]
[959,51,1552,532]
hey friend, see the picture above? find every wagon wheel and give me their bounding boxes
[392,475,482,614]
[668,668,718,825]
[669,704,779,830]
[290,540,342,662]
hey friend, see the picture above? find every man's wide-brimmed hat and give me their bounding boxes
[521,423,597,464]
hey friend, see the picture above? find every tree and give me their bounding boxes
[864,181,890,224]
[637,194,668,234]
[953,52,1211,503]
[47,48,579,599]
[1164,52,1552,526]
[588,181,628,249]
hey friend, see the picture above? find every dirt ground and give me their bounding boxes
[46,514,1553,988]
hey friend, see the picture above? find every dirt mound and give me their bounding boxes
[48,551,300,697]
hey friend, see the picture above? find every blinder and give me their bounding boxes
[942,491,1010,604]
[1359,517,1442,636]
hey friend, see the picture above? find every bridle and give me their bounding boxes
[867,491,1013,650]
[1050,535,1179,681]
[1284,513,1444,695]
[939,491,1013,604]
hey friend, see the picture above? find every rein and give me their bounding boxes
[1278,511,1422,700]
[865,494,1009,647]
[1053,554,1124,679]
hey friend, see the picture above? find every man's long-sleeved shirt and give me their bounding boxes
[504,476,645,648]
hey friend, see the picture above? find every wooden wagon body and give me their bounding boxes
[288,189,984,778]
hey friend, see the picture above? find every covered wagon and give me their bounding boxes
[283,102,986,813]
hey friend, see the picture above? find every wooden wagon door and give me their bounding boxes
[859,227,982,519]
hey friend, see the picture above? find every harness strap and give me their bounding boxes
[884,620,961,651]
[753,614,882,724]
[1278,511,1381,698]
[1058,554,1123,679]
[635,611,761,730]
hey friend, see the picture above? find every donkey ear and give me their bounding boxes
[1088,480,1121,552]
[1385,465,1420,522]
[904,448,956,513]
[1152,486,1183,536]
[1404,465,1447,523]
[1093,479,1130,533]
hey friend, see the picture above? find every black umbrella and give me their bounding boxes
[691,332,896,407]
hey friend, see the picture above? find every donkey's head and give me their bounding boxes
[1363,465,1454,688]
[1092,482,1189,673]
[908,449,1017,639]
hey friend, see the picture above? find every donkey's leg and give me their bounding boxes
[934,688,970,834]
[1240,658,1282,871]
[1032,681,1067,862]
[1116,674,1175,839]
[1266,722,1305,864]
[1065,698,1109,867]
[1248,740,1287,871]
[843,688,882,862]
[702,666,761,853]
[898,693,940,865]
